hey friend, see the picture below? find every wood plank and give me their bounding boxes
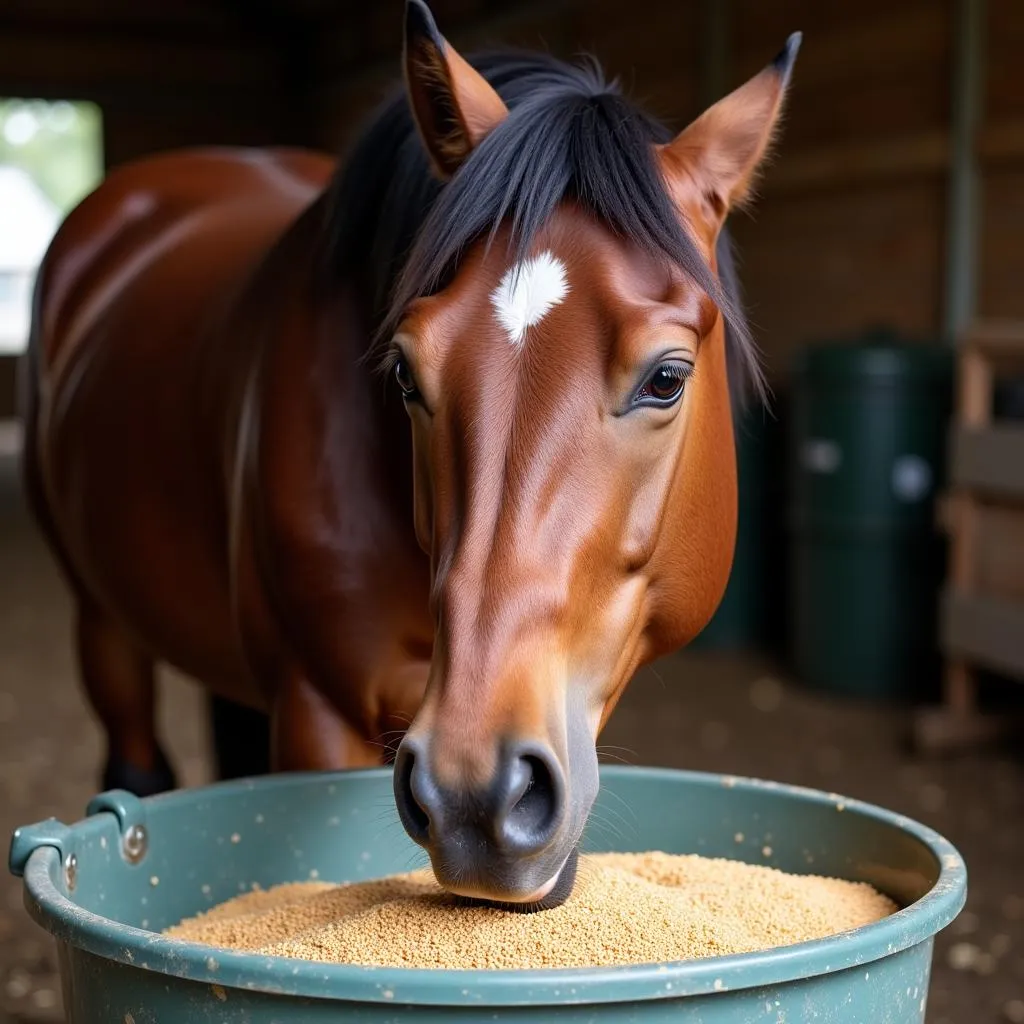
[940,589,1024,680]
[764,131,948,195]
[961,321,1024,363]
[975,503,1024,603]
[986,0,1024,125]
[979,119,1024,164]
[946,493,980,585]
[950,426,1024,497]
[0,30,279,98]
[978,170,1024,319]
[755,119,1024,198]
[959,348,993,425]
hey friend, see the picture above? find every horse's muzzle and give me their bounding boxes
[393,737,578,910]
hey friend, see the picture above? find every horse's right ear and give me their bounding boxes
[404,0,508,180]
[657,32,801,237]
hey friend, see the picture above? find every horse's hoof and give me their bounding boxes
[102,749,177,797]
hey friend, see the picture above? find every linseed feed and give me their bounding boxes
[166,852,898,969]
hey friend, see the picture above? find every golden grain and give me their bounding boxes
[166,852,896,970]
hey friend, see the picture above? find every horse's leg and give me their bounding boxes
[76,602,177,796]
[208,692,271,780]
[271,675,380,771]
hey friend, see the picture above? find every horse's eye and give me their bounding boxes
[394,356,419,399]
[634,362,690,407]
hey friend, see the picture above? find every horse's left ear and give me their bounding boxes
[403,0,509,179]
[658,32,801,232]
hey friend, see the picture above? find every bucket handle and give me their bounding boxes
[8,820,72,879]
[9,789,150,879]
[85,789,150,864]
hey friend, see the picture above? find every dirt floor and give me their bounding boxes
[1,435,1022,1024]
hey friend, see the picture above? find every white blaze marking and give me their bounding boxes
[490,250,569,346]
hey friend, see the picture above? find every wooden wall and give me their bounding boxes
[2,0,1021,406]
[979,0,1024,321]
[0,3,289,165]
[0,1,284,415]
[728,0,953,376]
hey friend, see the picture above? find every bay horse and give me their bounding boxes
[21,0,799,908]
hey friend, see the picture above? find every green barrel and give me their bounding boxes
[788,333,953,700]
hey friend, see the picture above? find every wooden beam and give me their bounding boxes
[757,118,1024,197]
[0,29,279,101]
[961,320,1024,361]
[973,502,1024,603]
[0,4,243,44]
[979,119,1024,164]
[763,131,949,195]
[950,426,1024,498]
[940,589,1024,679]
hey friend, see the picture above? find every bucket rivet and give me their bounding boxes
[64,853,77,891]
[123,824,148,864]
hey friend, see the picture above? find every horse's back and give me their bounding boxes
[25,146,333,697]
[33,147,332,370]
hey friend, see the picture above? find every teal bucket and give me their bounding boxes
[9,767,965,1022]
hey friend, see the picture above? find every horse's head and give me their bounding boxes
[390,0,798,908]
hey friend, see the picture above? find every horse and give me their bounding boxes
[21,0,799,909]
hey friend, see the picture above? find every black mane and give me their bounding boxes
[323,49,763,408]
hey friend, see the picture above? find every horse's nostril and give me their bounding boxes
[502,753,560,851]
[395,741,564,864]
[394,744,431,843]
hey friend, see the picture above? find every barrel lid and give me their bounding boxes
[794,328,953,383]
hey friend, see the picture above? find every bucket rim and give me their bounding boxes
[14,765,967,1007]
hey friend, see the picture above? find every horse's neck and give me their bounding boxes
[207,193,430,724]
[231,194,416,563]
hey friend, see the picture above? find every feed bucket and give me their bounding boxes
[9,766,966,1022]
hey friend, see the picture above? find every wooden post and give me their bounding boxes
[944,342,991,712]
[943,0,984,343]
